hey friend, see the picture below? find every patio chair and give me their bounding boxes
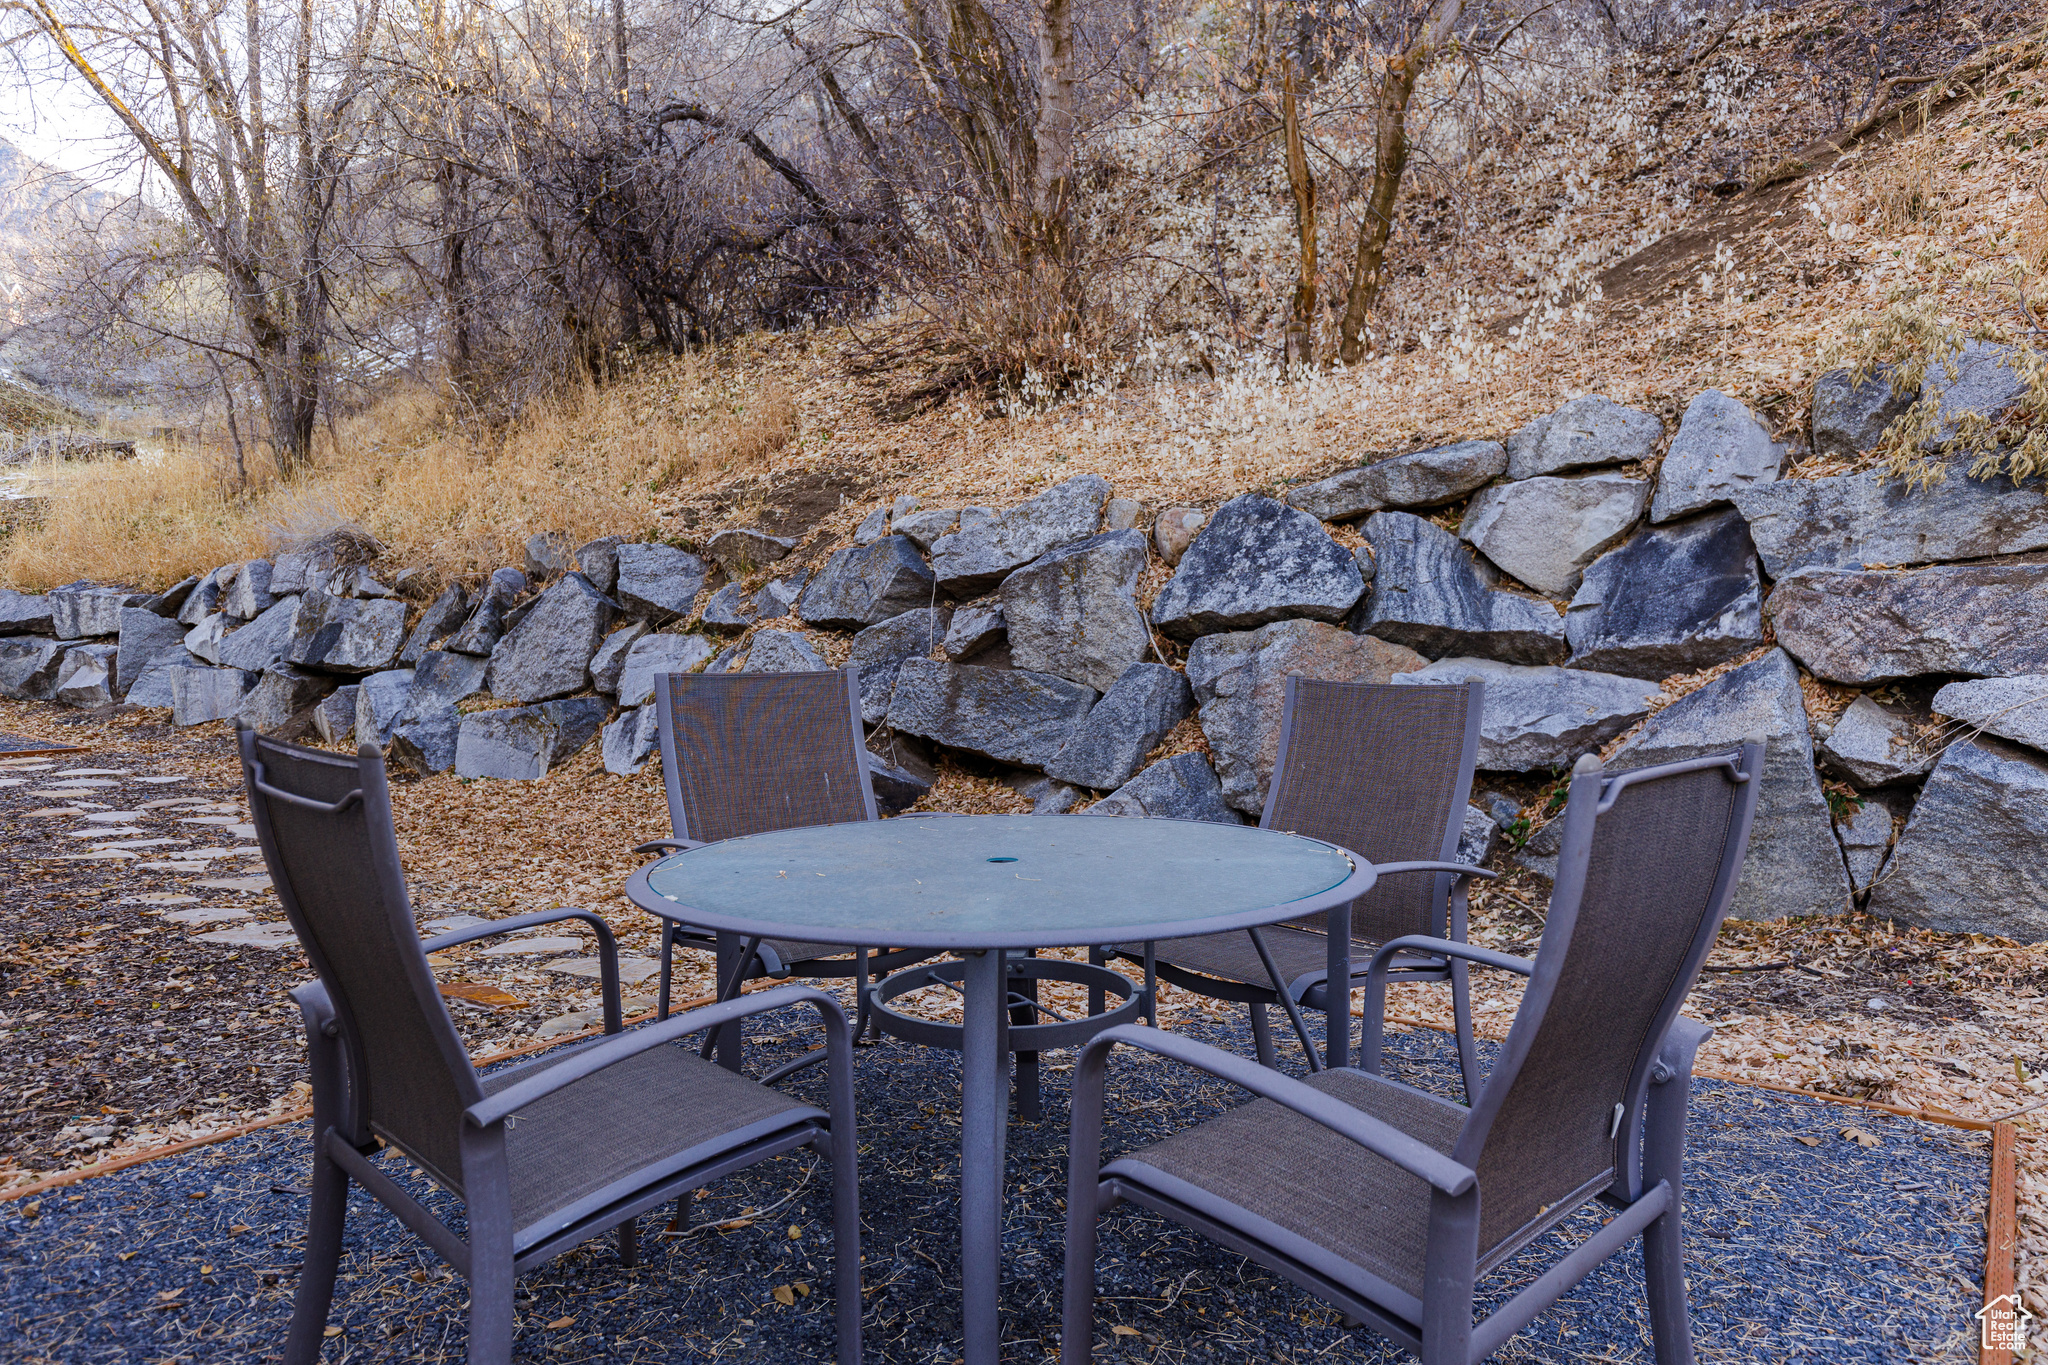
[639,668,936,1070]
[1101,677,1492,1087]
[1062,740,1764,1365]
[240,730,862,1365]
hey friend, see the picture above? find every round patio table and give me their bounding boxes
[625,812,1372,1365]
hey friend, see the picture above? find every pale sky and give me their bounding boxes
[0,62,128,183]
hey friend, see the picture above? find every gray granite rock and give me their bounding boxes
[944,602,1007,661]
[613,544,707,624]
[798,537,935,629]
[327,566,394,599]
[699,583,756,633]
[1927,341,2029,443]
[266,550,325,597]
[602,703,661,775]
[1651,389,1785,523]
[929,474,1109,595]
[216,597,303,673]
[284,591,408,674]
[1506,396,1664,479]
[455,706,556,780]
[1001,530,1151,690]
[1459,473,1650,596]
[1457,806,1500,866]
[444,568,528,655]
[1767,563,2048,684]
[524,531,575,579]
[853,507,890,545]
[1186,619,1426,814]
[1392,657,1663,771]
[123,657,207,708]
[1834,801,1894,896]
[1045,662,1195,790]
[959,507,996,533]
[405,649,489,712]
[183,613,229,665]
[51,585,143,638]
[1153,507,1205,567]
[706,528,796,572]
[1932,676,2048,755]
[617,633,715,707]
[237,664,335,733]
[313,686,360,744]
[219,560,275,621]
[1151,496,1365,640]
[884,659,1098,769]
[1087,752,1242,824]
[389,700,461,774]
[1813,366,1917,460]
[589,621,651,694]
[175,568,228,626]
[1817,695,1937,786]
[399,584,469,665]
[543,696,607,764]
[0,590,54,635]
[168,666,256,725]
[753,571,807,621]
[141,574,201,618]
[1005,770,1087,815]
[847,609,950,722]
[1563,509,1764,678]
[742,630,829,674]
[1868,737,2048,939]
[1732,460,2048,579]
[892,507,960,550]
[116,608,190,699]
[353,668,417,748]
[485,573,615,703]
[575,537,624,594]
[1288,441,1508,521]
[1513,814,1563,882]
[1104,498,1146,531]
[1356,512,1566,664]
[0,637,64,700]
[867,755,931,814]
[51,643,115,707]
[1611,649,1850,920]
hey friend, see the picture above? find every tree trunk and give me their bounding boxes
[1335,0,1464,365]
[1281,59,1315,369]
[1032,0,1076,262]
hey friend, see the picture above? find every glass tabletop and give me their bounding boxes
[631,813,1367,951]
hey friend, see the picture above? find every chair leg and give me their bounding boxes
[1451,958,1480,1101]
[1060,1185,1101,1363]
[618,1216,638,1268]
[282,1133,349,1365]
[668,1188,693,1234]
[1643,1207,1695,1365]
[466,1241,516,1365]
[656,923,675,1021]
[1249,1003,1276,1070]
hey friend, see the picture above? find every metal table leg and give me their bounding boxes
[712,930,745,1072]
[959,948,1007,1365]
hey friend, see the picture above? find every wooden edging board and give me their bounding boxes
[0,740,89,758]
[1983,1122,2019,1365]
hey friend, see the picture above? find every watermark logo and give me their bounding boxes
[1978,1293,2033,1353]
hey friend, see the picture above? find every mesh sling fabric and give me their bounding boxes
[247,738,479,1190]
[665,672,870,844]
[1264,679,1473,945]
[1470,761,1739,1262]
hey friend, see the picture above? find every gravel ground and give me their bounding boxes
[0,1011,1987,1364]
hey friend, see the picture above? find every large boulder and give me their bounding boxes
[575,536,624,594]
[1459,473,1650,596]
[140,574,201,618]
[237,664,336,733]
[1650,389,1785,523]
[124,656,208,708]
[313,686,360,744]
[1563,509,1764,678]
[1927,341,2029,443]
[847,609,951,722]
[1392,658,1662,771]
[617,633,715,706]
[1000,530,1151,691]
[613,544,707,624]
[1932,676,2048,755]
[0,637,65,700]
[1812,366,1917,460]
[944,602,1007,661]
[742,630,829,673]
[1731,460,2048,578]
[1835,802,1893,896]
[0,590,54,635]
[398,584,470,665]
[183,613,229,665]
[891,507,960,550]
[884,659,1098,769]
[1868,738,2048,940]
[51,643,116,707]
[1186,619,1425,815]
[1151,495,1365,640]
[1817,695,1937,786]
[353,668,418,748]
[1286,441,1507,520]
[1610,649,1850,920]
[602,703,661,775]
[705,528,795,572]
[798,537,935,630]
[699,583,756,633]
[115,607,190,699]
[50,585,142,638]
[1766,563,2048,684]
[1045,662,1195,790]
[1505,395,1663,479]
[454,698,607,780]
[928,474,1109,595]
[216,597,303,673]
[406,649,489,712]
[1087,752,1242,824]
[219,560,275,621]
[485,573,615,703]
[389,700,462,774]
[589,621,651,694]
[445,568,529,656]
[284,590,408,674]
[175,567,228,626]
[1355,512,1566,665]
[169,666,257,725]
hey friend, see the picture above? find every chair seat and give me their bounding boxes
[1105,1068,1465,1303]
[1113,928,1447,996]
[490,1041,822,1234]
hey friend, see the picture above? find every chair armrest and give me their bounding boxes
[1072,1024,1475,1195]
[1369,860,1499,883]
[1653,1016,1713,1086]
[464,984,850,1130]
[424,908,622,1034]
[634,837,706,855]
[1358,934,1534,1078]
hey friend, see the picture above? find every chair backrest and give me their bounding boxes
[1260,677,1482,945]
[239,729,482,1189]
[655,668,877,844]
[1453,741,1763,1268]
